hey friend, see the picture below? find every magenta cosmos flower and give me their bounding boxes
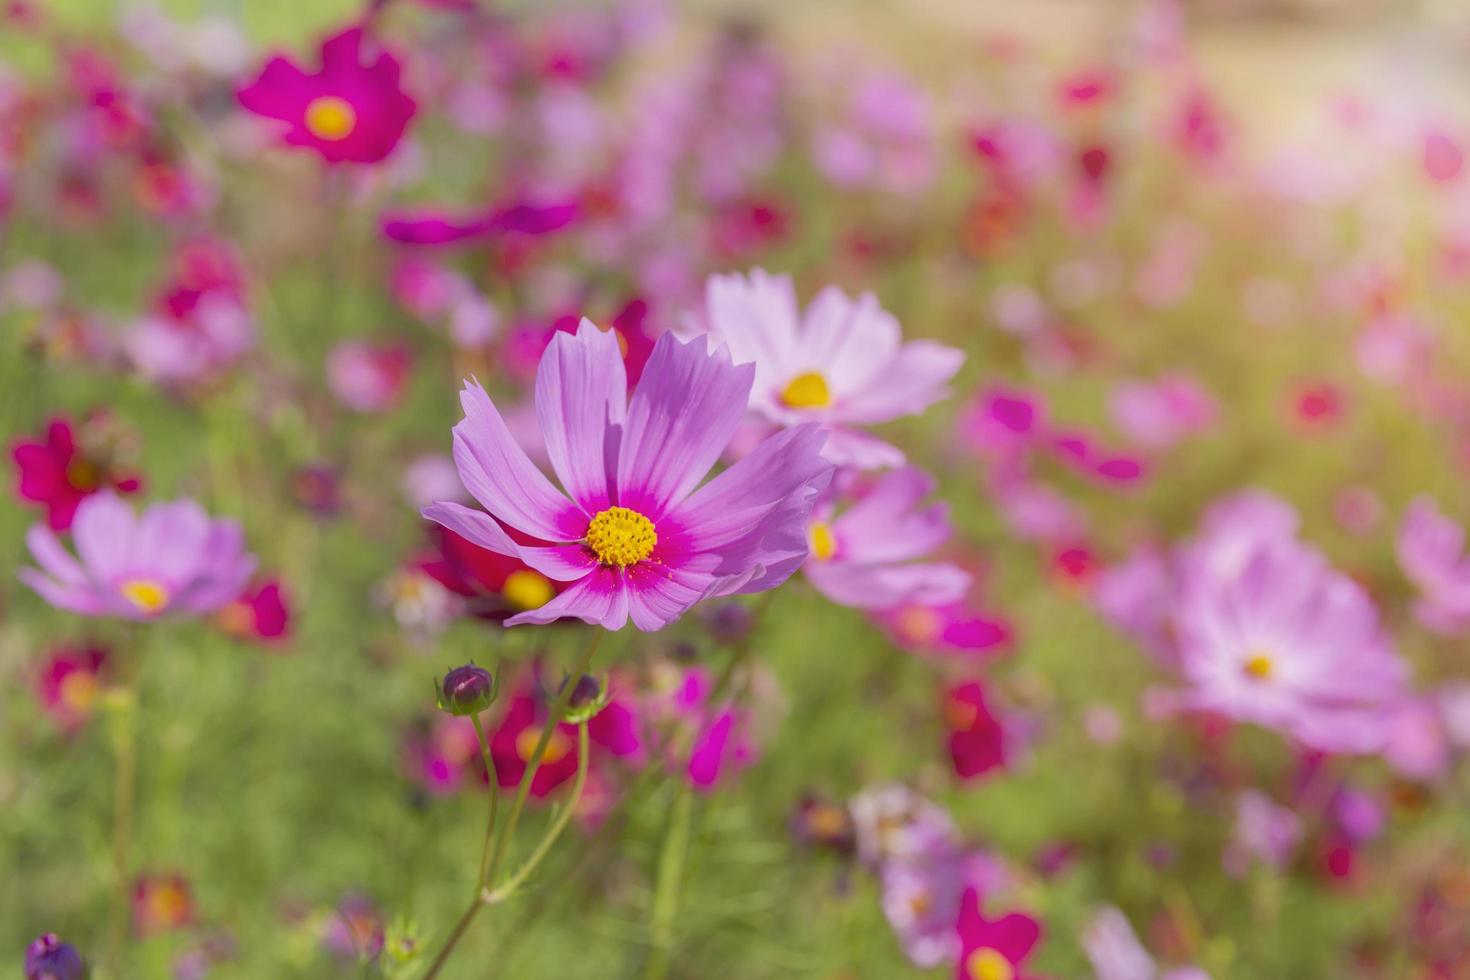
[21,492,256,621]
[423,320,831,631]
[237,26,416,165]
[697,270,964,468]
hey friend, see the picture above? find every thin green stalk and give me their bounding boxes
[103,672,139,977]
[484,630,602,886]
[471,715,499,888]
[420,630,603,980]
[644,783,694,980]
[486,722,590,904]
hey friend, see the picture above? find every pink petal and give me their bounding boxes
[25,524,88,586]
[837,340,964,424]
[506,566,628,629]
[452,380,586,541]
[422,501,595,582]
[618,333,754,519]
[535,320,626,513]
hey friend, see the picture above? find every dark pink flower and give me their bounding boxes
[237,26,416,165]
[35,645,109,732]
[216,578,292,644]
[954,888,1042,980]
[12,416,142,530]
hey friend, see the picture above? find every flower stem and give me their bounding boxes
[471,714,499,889]
[104,676,139,977]
[486,722,590,904]
[420,630,603,980]
[644,782,694,980]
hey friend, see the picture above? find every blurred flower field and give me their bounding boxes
[7,0,1470,978]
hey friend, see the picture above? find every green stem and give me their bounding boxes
[104,674,139,977]
[486,722,589,904]
[420,630,603,980]
[645,783,694,980]
[484,630,601,887]
[471,714,499,889]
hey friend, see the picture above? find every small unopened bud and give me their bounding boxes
[704,602,753,645]
[26,934,88,980]
[562,673,610,723]
[435,663,496,716]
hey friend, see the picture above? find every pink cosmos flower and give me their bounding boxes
[1175,492,1406,754]
[954,888,1042,980]
[696,270,964,468]
[237,26,416,165]
[1083,906,1208,980]
[423,319,831,631]
[35,644,109,732]
[1109,374,1217,450]
[1397,497,1470,634]
[1223,791,1302,877]
[882,848,1010,968]
[945,681,1007,781]
[216,578,292,644]
[21,491,256,621]
[875,600,1011,659]
[803,467,969,610]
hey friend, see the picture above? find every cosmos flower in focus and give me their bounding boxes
[12,415,142,531]
[424,319,831,631]
[237,26,416,165]
[21,492,256,621]
[696,269,963,468]
[803,467,969,610]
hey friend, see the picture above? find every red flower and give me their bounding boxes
[946,682,1007,782]
[217,579,292,644]
[11,416,141,530]
[489,692,581,799]
[421,524,561,622]
[955,887,1042,980]
[133,873,195,936]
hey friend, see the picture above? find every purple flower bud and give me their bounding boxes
[26,934,88,980]
[562,673,609,724]
[436,663,495,716]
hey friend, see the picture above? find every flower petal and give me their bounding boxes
[837,340,964,424]
[423,501,595,582]
[25,524,88,586]
[624,562,715,631]
[535,319,626,513]
[618,333,754,518]
[71,491,136,583]
[806,560,971,610]
[452,380,586,541]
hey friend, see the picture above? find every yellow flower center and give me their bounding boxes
[809,521,837,561]
[584,506,658,568]
[965,948,1015,980]
[781,371,832,409]
[516,726,572,765]
[304,95,357,141]
[58,670,99,713]
[1243,650,1274,680]
[502,569,554,610]
[66,457,101,490]
[120,578,170,614]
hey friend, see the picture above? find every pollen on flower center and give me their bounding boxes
[1243,650,1274,680]
[965,948,1015,980]
[304,95,357,141]
[781,371,832,409]
[584,506,658,568]
[502,569,554,611]
[120,578,170,614]
[809,521,837,561]
[516,726,572,765]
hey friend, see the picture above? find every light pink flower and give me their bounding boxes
[1397,497,1470,634]
[696,270,963,468]
[803,467,969,610]
[22,491,255,621]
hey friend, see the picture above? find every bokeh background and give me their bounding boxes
[7,1,1470,978]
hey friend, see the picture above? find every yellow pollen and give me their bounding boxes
[517,727,572,765]
[965,948,1015,980]
[584,506,657,568]
[1243,651,1274,680]
[502,569,554,611]
[781,371,832,409]
[58,671,99,713]
[810,521,837,561]
[304,95,357,141]
[120,578,169,614]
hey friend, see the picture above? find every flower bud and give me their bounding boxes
[435,663,496,716]
[26,934,88,980]
[562,673,610,724]
[703,601,754,645]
